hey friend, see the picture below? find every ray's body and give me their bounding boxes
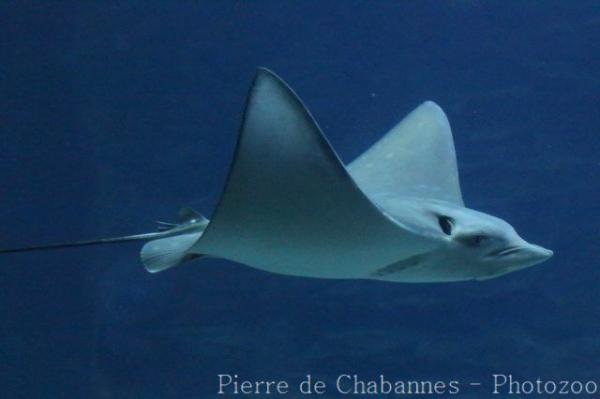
[1,69,553,282]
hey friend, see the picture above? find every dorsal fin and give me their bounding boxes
[178,207,209,224]
[348,101,464,206]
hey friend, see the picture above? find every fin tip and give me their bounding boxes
[420,100,444,113]
[417,100,450,129]
[255,67,278,81]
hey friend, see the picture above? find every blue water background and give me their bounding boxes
[0,1,598,397]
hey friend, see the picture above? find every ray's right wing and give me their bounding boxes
[349,101,464,206]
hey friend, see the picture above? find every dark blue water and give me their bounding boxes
[1,1,598,397]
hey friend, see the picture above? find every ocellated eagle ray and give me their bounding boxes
[0,68,552,282]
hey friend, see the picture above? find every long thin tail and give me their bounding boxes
[0,231,167,254]
[0,207,210,273]
[0,207,208,255]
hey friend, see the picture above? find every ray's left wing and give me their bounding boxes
[193,69,435,278]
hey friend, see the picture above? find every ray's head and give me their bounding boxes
[431,204,553,280]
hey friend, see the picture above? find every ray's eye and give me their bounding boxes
[438,216,453,236]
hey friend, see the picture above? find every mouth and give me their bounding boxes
[487,246,522,257]
[488,243,553,263]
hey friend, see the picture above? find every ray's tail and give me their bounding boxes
[0,207,209,273]
[0,231,166,254]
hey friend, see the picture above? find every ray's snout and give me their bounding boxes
[522,243,553,262]
[488,239,553,272]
